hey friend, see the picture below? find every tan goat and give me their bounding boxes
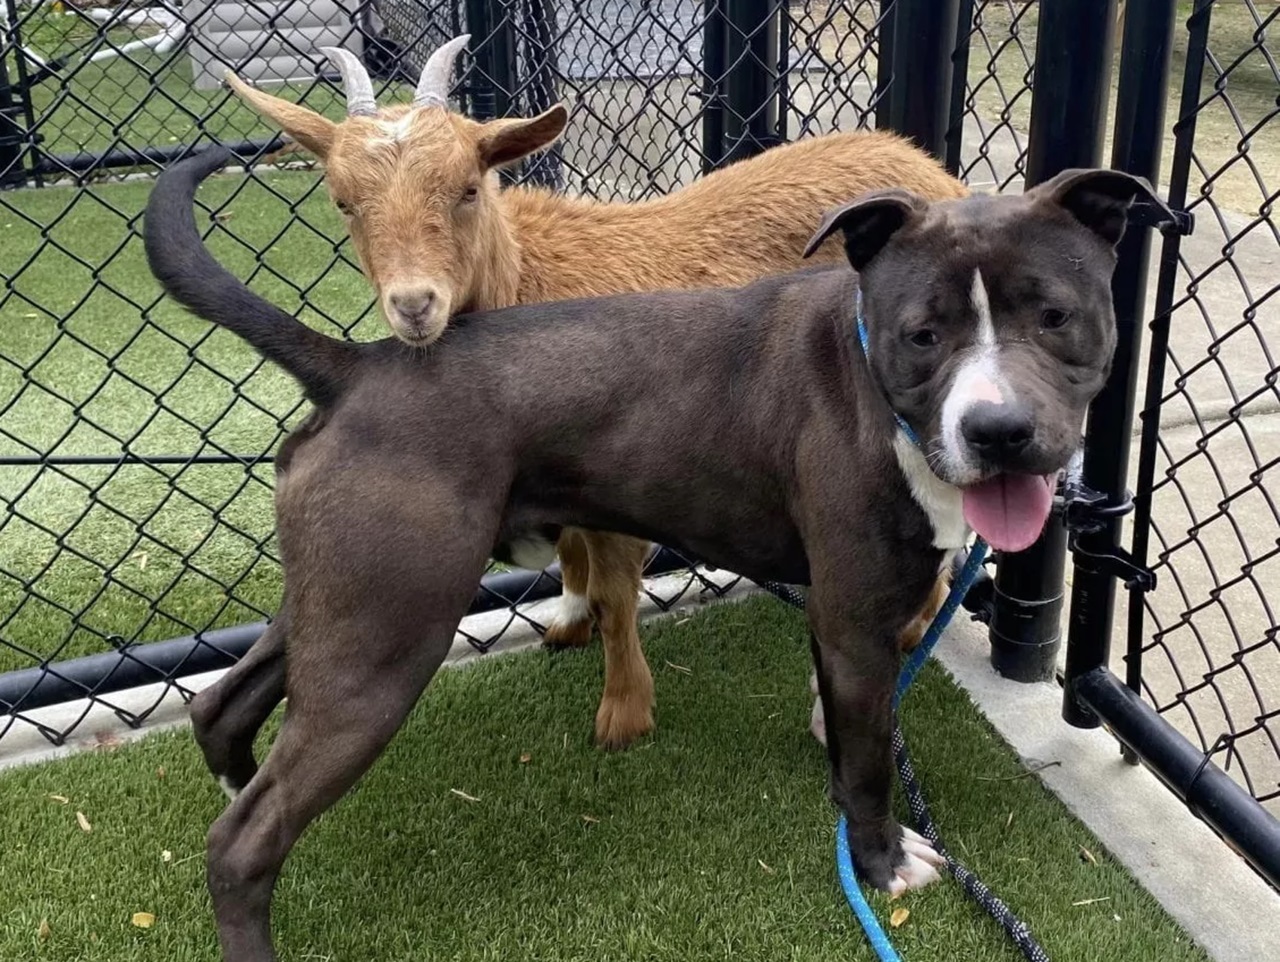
[225,37,969,749]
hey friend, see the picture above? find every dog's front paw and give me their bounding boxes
[887,826,946,898]
[846,819,946,896]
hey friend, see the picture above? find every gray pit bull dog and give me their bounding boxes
[144,146,1168,961]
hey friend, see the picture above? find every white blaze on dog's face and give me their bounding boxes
[804,169,1172,552]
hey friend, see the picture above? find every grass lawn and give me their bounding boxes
[0,596,1210,961]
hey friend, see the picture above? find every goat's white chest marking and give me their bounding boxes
[893,431,968,551]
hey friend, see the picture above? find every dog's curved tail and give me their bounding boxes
[144,146,357,406]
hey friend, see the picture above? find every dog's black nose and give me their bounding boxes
[961,402,1034,462]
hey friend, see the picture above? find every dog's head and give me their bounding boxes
[804,168,1171,552]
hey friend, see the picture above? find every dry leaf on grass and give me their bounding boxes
[1071,896,1110,907]
[38,918,51,941]
[1079,845,1098,865]
[161,850,172,863]
[156,766,166,779]
[889,907,910,928]
[664,660,693,675]
[580,814,600,825]
[75,811,92,833]
[757,859,774,875]
[48,794,69,804]
[518,753,532,764]
[449,788,480,803]
[131,912,156,929]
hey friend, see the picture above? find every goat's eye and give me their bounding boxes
[334,200,355,217]
[1041,308,1072,330]
[908,329,939,348]
[461,185,479,204]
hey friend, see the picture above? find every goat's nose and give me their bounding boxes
[388,289,436,322]
[961,401,1035,462]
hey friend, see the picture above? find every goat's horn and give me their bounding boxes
[413,34,470,109]
[320,46,377,117]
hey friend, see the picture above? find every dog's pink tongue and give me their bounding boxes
[962,474,1055,552]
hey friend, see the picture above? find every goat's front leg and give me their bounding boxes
[807,581,945,895]
[585,531,654,749]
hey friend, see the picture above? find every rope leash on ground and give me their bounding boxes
[759,539,1050,962]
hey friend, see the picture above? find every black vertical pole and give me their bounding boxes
[702,0,728,172]
[1,0,34,189]
[879,0,959,160]
[463,0,499,121]
[987,0,1117,683]
[1063,0,1178,728]
[721,0,780,165]
[464,0,518,183]
[873,0,896,131]
[1125,0,1211,703]
[520,0,563,189]
[944,0,975,175]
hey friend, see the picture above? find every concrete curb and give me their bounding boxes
[936,617,1280,962]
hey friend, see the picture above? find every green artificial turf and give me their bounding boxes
[1,597,1208,961]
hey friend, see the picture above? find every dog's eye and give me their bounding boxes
[1041,308,1072,330]
[908,329,939,348]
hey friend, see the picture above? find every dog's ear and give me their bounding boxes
[1033,168,1175,247]
[802,189,925,270]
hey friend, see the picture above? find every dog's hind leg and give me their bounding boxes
[587,532,655,750]
[205,577,477,962]
[543,527,593,648]
[190,614,289,798]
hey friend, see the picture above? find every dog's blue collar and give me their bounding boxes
[854,287,922,448]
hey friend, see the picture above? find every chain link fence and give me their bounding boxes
[1129,0,1280,815]
[2,0,1027,751]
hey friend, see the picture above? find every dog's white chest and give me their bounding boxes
[892,432,969,551]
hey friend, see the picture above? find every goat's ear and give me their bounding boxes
[225,71,338,159]
[803,188,925,270]
[476,105,569,170]
[1030,168,1173,248]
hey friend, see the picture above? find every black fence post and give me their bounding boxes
[719,0,781,165]
[987,0,1117,683]
[878,0,960,159]
[463,0,516,121]
[944,0,975,176]
[702,0,728,173]
[1062,0,1178,729]
[0,0,33,190]
[519,0,564,190]
[873,0,895,131]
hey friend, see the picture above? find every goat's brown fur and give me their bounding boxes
[229,73,968,748]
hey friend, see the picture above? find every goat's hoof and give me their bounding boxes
[542,616,593,650]
[594,697,654,751]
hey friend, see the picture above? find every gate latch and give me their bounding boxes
[1062,481,1158,592]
